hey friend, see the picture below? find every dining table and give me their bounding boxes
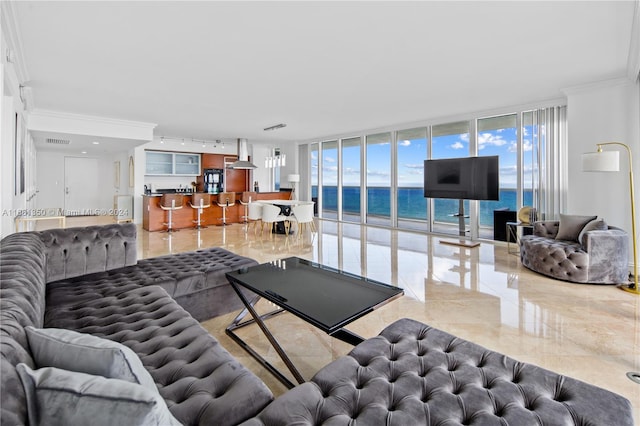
[255,200,314,234]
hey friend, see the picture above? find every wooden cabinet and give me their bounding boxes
[145,151,201,176]
[201,153,225,169]
[197,154,250,193]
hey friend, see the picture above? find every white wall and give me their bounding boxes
[36,151,120,213]
[565,78,640,265]
[251,144,274,192]
[1,61,34,236]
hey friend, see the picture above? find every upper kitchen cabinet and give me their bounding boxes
[174,153,201,175]
[145,151,201,176]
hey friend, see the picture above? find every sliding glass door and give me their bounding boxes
[366,133,391,226]
[477,114,517,238]
[311,143,319,215]
[321,140,338,219]
[396,127,428,231]
[430,121,470,235]
[342,137,361,223]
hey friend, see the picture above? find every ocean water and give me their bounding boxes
[313,186,533,227]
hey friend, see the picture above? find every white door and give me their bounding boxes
[65,157,100,215]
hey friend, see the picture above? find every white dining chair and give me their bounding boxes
[247,202,263,234]
[291,202,316,238]
[261,204,291,236]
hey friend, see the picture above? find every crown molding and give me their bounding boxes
[561,77,633,96]
[1,1,30,84]
[30,109,157,131]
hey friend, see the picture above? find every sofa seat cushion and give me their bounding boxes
[520,235,589,282]
[135,247,258,298]
[45,284,273,426]
[45,247,258,320]
[243,318,633,426]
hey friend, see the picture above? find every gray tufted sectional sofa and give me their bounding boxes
[0,224,272,425]
[520,220,629,284]
[243,318,634,425]
[1,224,634,425]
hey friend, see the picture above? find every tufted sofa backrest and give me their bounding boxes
[35,223,138,283]
[533,220,559,238]
[0,232,48,425]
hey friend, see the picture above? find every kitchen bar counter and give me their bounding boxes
[142,192,290,231]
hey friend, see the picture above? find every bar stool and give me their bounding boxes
[217,192,236,226]
[239,191,257,223]
[160,194,184,232]
[189,193,211,229]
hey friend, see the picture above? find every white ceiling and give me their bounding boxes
[10,1,638,150]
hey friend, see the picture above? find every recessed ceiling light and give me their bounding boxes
[81,151,87,154]
[92,141,100,145]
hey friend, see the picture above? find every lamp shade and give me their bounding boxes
[287,174,300,183]
[582,151,619,172]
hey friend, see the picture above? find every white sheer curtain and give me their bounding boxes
[533,106,568,221]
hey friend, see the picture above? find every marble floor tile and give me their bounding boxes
[49,217,640,420]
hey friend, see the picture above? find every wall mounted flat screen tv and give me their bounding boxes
[423,156,499,201]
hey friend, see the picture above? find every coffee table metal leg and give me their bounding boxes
[226,282,305,389]
[330,328,365,346]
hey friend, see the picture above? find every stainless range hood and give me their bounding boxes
[228,138,257,169]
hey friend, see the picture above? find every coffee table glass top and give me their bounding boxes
[226,257,403,333]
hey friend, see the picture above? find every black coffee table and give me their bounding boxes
[225,257,404,388]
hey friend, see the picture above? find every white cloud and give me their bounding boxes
[478,132,508,150]
[508,141,532,153]
[451,141,464,149]
[404,163,424,169]
[324,156,336,163]
[399,140,411,147]
[367,170,390,177]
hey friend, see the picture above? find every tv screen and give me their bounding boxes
[423,156,499,201]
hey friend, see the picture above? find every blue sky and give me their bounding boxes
[311,124,537,189]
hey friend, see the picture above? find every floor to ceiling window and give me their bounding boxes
[430,121,470,236]
[321,140,338,219]
[342,137,361,223]
[366,133,392,227]
[304,105,566,240]
[476,114,518,238]
[310,143,319,210]
[396,127,428,231]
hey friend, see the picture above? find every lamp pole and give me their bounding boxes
[596,142,639,294]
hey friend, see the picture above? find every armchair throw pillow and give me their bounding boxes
[556,214,597,242]
[578,218,608,246]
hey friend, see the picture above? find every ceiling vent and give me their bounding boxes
[46,138,71,145]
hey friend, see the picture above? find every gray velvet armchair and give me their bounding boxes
[520,220,629,284]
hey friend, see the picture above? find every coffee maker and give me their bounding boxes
[203,169,224,194]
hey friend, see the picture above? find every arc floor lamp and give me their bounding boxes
[582,142,639,295]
